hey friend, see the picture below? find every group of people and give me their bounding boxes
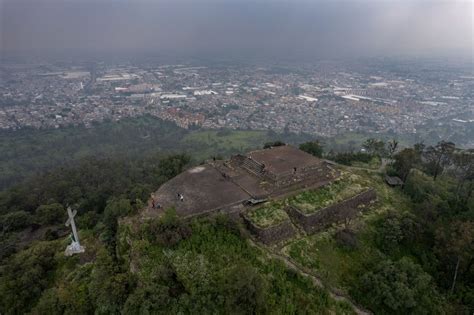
[151,197,161,209]
[149,191,185,210]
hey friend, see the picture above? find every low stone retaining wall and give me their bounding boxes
[182,200,246,222]
[242,215,296,244]
[285,189,377,234]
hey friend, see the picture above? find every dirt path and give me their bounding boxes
[248,239,372,315]
[345,157,391,174]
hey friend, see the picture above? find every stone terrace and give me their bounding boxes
[144,145,337,219]
[248,145,323,177]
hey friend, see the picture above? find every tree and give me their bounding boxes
[35,203,65,225]
[263,141,285,149]
[403,171,436,203]
[222,264,267,314]
[158,154,191,179]
[423,141,455,180]
[123,283,170,314]
[435,221,474,295]
[142,208,191,247]
[362,138,386,157]
[299,141,324,158]
[0,242,59,314]
[414,142,425,155]
[375,211,419,252]
[0,210,32,233]
[102,198,133,254]
[387,139,399,158]
[89,249,133,314]
[393,148,421,182]
[357,257,444,314]
[451,149,474,201]
[103,199,132,230]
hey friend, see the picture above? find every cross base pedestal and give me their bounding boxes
[65,241,85,256]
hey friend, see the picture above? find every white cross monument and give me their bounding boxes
[64,206,85,256]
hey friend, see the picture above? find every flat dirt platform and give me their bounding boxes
[248,145,322,175]
[151,165,251,217]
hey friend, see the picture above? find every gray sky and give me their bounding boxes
[1,0,472,59]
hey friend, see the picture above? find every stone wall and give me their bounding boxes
[241,215,296,244]
[285,189,377,234]
[273,163,336,188]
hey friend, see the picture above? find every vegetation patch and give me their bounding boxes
[282,169,409,290]
[245,202,289,228]
[123,214,355,314]
[288,173,368,214]
[351,156,381,170]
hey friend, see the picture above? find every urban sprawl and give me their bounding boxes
[1,60,473,145]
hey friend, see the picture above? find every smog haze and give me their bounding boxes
[1,0,472,60]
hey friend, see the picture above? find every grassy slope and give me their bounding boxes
[121,216,355,314]
[4,215,355,313]
[282,166,413,293]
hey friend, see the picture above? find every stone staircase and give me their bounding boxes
[241,157,265,178]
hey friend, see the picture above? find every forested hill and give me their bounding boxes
[0,152,353,314]
[2,114,464,191]
[0,136,472,313]
[0,115,314,190]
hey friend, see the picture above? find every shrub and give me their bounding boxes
[143,208,192,247]
[0,211,32,232]
[35,203,65,225]
[263,141,285,149]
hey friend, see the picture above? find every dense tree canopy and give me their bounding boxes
[299,141,324,158]
[357,257,444,314]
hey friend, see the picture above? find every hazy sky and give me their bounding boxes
[1,0,472,60]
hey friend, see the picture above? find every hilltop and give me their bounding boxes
[0,140,472,314]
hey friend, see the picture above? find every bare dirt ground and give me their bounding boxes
[146,164,250,218]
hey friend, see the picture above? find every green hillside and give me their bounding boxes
[0,138,472,314]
